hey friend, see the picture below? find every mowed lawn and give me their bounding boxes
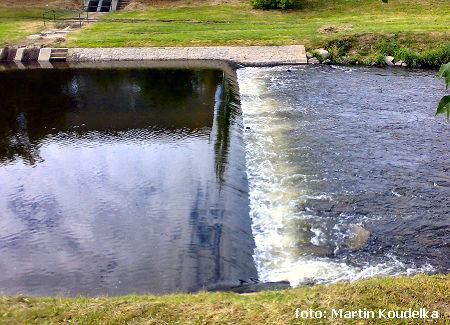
[66,0,450,48]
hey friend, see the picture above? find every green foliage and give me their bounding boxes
[374,40,449,67]
[436,95,450,118]
[436,63,450,119]
[418,47,450,67]
[348,54,363,64]
[374,53,386,65]
[326,37,354,62]
[439,62,450,89]
[250,0,299,9]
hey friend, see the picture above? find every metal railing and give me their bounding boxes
[42,9,56,25]
[42,4,114,28]
[43,9,88,28]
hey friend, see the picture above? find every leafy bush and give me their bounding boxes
[326,37,355,61]
[250,0,299,9]
[348,54,363,64]
[373,53,386,65]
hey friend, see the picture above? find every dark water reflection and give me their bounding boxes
[0,67,256,295]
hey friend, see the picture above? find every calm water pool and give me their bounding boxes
[0,67,256,295]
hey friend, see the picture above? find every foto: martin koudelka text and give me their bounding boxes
[295,308,439,319]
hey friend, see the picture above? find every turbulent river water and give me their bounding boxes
[237,65,449,286]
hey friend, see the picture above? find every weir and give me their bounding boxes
[0,45,307,66]
[237,65,449,285]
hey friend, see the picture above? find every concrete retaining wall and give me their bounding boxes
[1,45,307,66]
[67,45,307,66]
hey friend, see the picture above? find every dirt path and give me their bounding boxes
[17,12,106,47]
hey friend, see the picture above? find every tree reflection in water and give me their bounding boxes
[0,66,256,295]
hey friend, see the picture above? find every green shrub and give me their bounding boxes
[348,54,363,64]
[373,53,386,65]
[418,46,450,67]
[250,0,299,9]
[389,45,449,67]
[375,39,400,55]
[325,37,355,61]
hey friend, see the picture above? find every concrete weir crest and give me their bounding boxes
[1,45,307,66]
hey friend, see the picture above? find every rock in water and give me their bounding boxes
[315,48,330,59]
[346,224,371,251]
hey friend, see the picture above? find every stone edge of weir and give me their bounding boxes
[66,45,308,66]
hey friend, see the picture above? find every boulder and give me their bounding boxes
[315,48,329,59]
[309,57,320,64]
[306,51,313,59]
[384,56,395,66]
[346,224,370,251]
[395,60,404,66]
[401,62,408,67]
[323,59,331,64]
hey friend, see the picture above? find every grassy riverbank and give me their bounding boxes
[65,0,449,66]
[0,0,449,66]
[0,274,449,324]
[67,0,450,47]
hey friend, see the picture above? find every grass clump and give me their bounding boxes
[374,39,450,66]
[322,33,450,67]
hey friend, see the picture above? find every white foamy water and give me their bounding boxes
[237,66,442,286]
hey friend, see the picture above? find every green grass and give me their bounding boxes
[0,7,77,46]
[66,0,450,49]
[0,274,449,324]
[1,1,449,65]
[0,8,44,46]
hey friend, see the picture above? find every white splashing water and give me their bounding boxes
[237,67,435,286]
